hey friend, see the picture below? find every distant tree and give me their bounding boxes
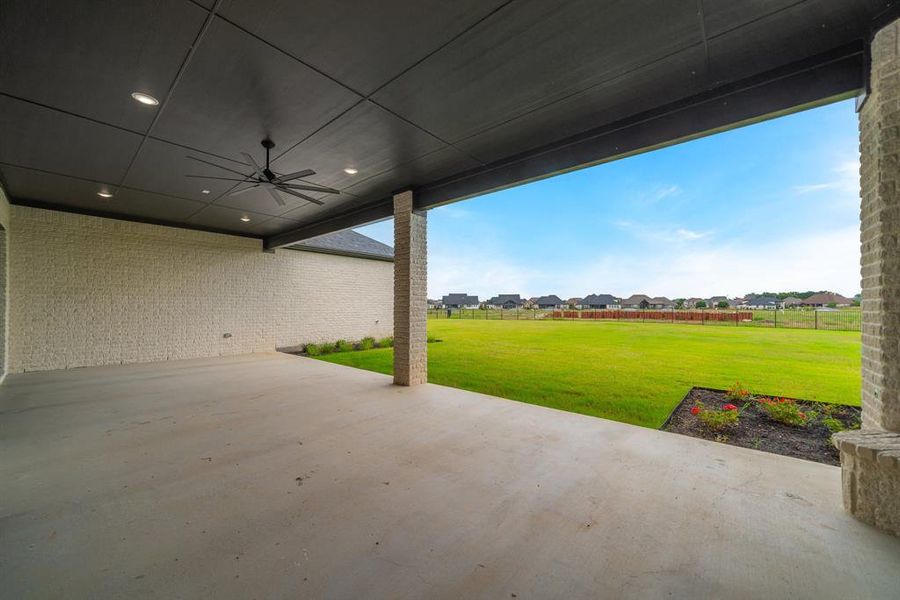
[852,299,861,307]
[639,299,650,310]
[675,298,685,309]
[717,301,729,309]
[696,300,707,309]
[827,302,837,309]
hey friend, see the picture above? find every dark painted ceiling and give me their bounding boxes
[0,0,893,244]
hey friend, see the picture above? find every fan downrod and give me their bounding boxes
[261,139,276,180]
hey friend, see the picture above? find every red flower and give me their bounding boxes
[690,406,700,416]
[798,412,806,419]
[723,404,737,411]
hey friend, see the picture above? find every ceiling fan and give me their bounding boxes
[185,139,339,206]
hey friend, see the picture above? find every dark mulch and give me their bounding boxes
[662,387,861,466]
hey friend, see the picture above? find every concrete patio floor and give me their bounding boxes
[2,354,899,598]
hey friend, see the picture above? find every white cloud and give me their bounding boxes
[674,228,708,241]
[431,205,473,219]
[647,184,681,203]
[615,220,712,244]
[793,158,859,196]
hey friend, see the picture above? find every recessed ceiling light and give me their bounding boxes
[240,216,251,222]
[343,168,358,175]
[201,189,210,194]
[97,191,114,198]
[131,91,159,106]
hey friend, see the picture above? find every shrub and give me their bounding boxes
[725,381,751,402]
[822,416,845,433]
[319,342,336,354]
[359,337,375,351]
[691,401,740,431]
[427,334,440,343]
[759,397,808,426]
[305,343,321,356]
[377,337,394,348]
[335,339,353,352]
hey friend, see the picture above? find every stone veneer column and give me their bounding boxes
[833,18,900,536]
[392,189,427,386]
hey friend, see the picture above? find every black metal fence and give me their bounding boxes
[427,307,860,332]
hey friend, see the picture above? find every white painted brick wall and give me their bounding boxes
[7,206,392,372]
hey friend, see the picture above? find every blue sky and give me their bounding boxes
[358,99,860,300]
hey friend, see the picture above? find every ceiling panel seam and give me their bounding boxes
[705,0,807,41]
[0,92,265,171]
[447,40,707,152]
[113,0,225,197]
[0,92,146,138]
[697,0,711,78]
[205,16,490,168]
[366,0,516,99]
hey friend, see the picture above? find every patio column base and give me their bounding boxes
[392,189,427,386]
[833,431,900,536]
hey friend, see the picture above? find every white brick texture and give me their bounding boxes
[7,206,392,372]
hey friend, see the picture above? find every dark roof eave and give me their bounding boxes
[285,245,394,262]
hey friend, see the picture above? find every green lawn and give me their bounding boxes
[314,320,861,429]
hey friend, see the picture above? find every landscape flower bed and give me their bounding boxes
[292,334,440,357]
[662,386,860,465]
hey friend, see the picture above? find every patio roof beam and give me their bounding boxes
[264,43,864,249]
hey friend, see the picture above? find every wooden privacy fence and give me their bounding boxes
[553,310,753,322]
[427,307,860,331]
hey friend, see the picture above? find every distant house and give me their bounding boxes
[582,294,620,309]
[782,296,804,308]
[535,295,566,309]
[743,295,780,309]
[442,293,480,309]
[708,296,734,308]
[487,294,524,309]
[621,294,652,310]
[802,292,853,307]
[649,296,674,309]
[427,299,443,309]
[566,297,584,309]
[684,297,704,308]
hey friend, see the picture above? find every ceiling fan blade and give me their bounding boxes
[185,175,252,182]
[242,152,267,181]
[281,182,340,194]
[273,169,315,183]
[186,155,250,178]
[262,183,286,206]
[227,184,260,197]
[275,186,325,206]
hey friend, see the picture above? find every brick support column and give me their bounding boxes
[859,21,900,432]
[833,18,900,536]
[392,190,427,386]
